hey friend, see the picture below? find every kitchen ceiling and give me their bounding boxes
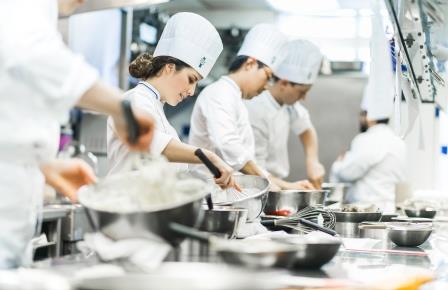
[158,0,271,11]
[158,0,373,13]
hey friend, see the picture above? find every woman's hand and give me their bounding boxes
[207,152,241,191]
[40,159,97,203]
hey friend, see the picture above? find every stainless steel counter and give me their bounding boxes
[33,229,448,289]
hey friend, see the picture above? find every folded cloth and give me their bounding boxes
[236,219,268,238]
[80,232,171,271]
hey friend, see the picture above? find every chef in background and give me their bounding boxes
[330,93,407,212]
[107,12,238,190]
[330,0,407,212]
[244,39,325,189]
[0,0,155,268]
[189,24,314,191]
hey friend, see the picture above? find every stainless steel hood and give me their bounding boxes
[75,0,169,14]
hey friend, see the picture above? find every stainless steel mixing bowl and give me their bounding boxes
[78,172,208,246]
[404,208,437,219]
[263,190,328,216]
[388,223,433,247]
[216,175,270,222]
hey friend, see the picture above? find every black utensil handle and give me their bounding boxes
[84,207,99,232]
[169,222,211,243]
[298,218,338,236]
[194,148,221,178]
[205,193,214,210]
[121,99,140,144]
[260,220,276,227]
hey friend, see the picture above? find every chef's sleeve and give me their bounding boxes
[290,103,312,136]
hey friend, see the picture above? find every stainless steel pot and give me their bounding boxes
[330,210,382,223]
[78,172,208,246]
[199,207,248,238]
[215,175,270,222]
[358,223,391,247]
[263,190,328,216]
[331,210,382,237]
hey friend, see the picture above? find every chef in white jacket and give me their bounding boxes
[330,95,407,212]
[245,39,325,188]
[189,24,314,191]
[330,0,407,212]
[107,12,237,189]
[0,0,154,268]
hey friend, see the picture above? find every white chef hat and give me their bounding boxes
[362,78,394,120]
[237,23,288,70]
[363,0,395,121]
[273,39,323,85]
[154,12,223,78]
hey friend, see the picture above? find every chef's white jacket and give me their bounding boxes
[244,90,312,178]
[0,0,98,268]
[189,77,256,171]
[107,82,186,175]
[330,124,407,212]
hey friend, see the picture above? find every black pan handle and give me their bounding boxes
[260,220,277,227]
[169,222,212,244]
[194,149,221,178]
[121,99,140,144]
[205,193,214,210]
[298,218,338,236]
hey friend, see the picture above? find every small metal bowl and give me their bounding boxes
[404,208,437,219]
[388,223,433,247]
[263,190,328,216]
[273,236,341,269]
[199,207,248,238]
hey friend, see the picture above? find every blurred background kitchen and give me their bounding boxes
[61,0,447,193]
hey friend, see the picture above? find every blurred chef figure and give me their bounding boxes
[244,39,325,189]
[331,0,407,212]
[107,12,238,190]
[330,95,407,212]
[0,0,155,268]
[189,24,313,191]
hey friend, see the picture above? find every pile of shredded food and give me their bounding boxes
[79,158,206,213]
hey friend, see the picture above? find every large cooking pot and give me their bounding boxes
[78,171,208,246]
[263,190,328,216]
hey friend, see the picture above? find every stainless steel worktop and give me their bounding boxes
[33,226,448,289]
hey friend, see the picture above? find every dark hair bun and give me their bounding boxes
[129,53,154,79]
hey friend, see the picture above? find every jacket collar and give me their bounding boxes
[139,81,161,101]
[221,76,242,97]
[264,90,282,110]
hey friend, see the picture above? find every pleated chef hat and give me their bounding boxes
[154,12,223,78]
[237,23,288,70]
[273,39,323,85]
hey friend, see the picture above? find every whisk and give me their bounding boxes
[262,207,337,236]
[194,149,245,202]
